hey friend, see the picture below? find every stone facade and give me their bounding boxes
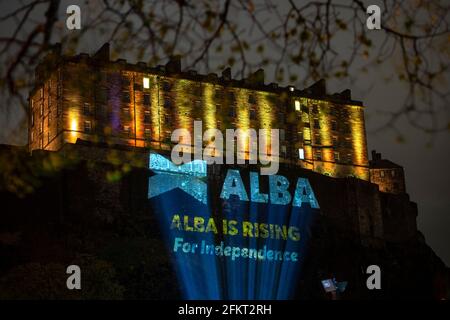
[29,43,369,181]
[369,150,406,194]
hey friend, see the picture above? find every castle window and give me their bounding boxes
[346,154,352,164]
[314,119,320,129]
[302,112,310,123]
[298,148,305,160]
[294,100,301,111]
[84,120,92,133]
[123,125,130,135]
[281,145,287,158]
[122,91,130,103]
[312,105,319,114]
[143,94,150,106]
[314,150,322,161]
[331,120,337,131]
[31,131,34,143]
[144,111,151,123]
[144,128,151,137]
[303,127,311,141]
[163,81,171,91]
[122,78,131,87]
[250,107,256,120]
[228,105,236,118]
[279,129,285,141]
[380,170,385,178]
[332,136,338,146]
[31,112,34,126]
[314,134,321,145]
[391,170,396,177]
[143,77,150,89]
[83,103,90,115]
[334,152,340,161]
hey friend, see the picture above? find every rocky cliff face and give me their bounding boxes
[0,144,447,299]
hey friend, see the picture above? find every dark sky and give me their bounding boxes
[0,0,448,265]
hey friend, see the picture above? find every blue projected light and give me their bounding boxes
[147,153,320,300]
[148,153,208,204]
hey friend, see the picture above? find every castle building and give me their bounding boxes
[29,43,370,180]
[369,150,406,194]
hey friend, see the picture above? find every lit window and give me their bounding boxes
[380,170,385,178]
[289,86,295,92]
[298,148,305,160]
[295,100,301,111]
[143,77,150,89]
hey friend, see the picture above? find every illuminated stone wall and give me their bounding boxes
[29,50,370,181]
[370,168,406,194]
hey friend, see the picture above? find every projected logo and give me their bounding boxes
[148,153,320,300]
[148,153,208,204]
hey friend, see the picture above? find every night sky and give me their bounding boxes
[0,0,448,265]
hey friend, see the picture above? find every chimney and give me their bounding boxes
[221,68,231,81]
[306,79,326,96]
[249,68,264,84]
[165,55,181,73]
[340,89,351,100]
[51,43,62,56]
[94,43,110,61]
[371,150,382,161]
